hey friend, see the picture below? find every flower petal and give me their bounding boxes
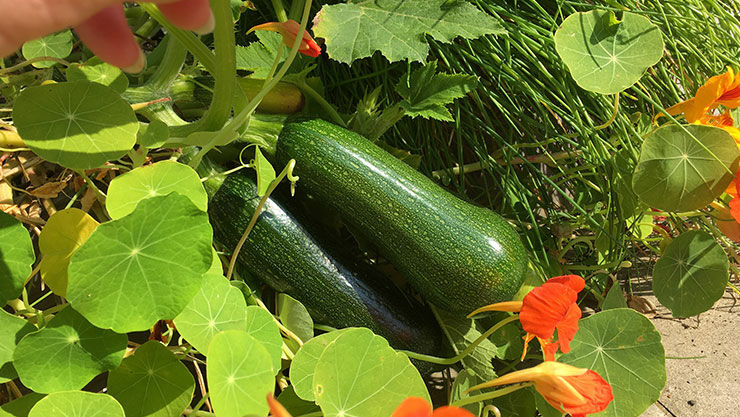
[432,406,476,417]
[730,196,740,224]
[555,303,582,354]
[391,397,432,417]
[559,370,614,415]
[467,301,523,318]
[519,282,578,340]
[267,394,293,417]
[685,67,736,122]
[545,275,585,293]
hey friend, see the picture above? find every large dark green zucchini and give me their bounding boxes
[203,162,448,359]
[275,119,528,314]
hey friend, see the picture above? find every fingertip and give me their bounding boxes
[74,5,143,71]
[121,49,146,74]
[157,0,214,34]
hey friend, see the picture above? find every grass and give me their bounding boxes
[314,0,740,290]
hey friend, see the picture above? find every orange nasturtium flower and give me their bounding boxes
[391,397,475,417]
[469,275,584,361]
[666,67,740,123]
[247,19,322,57]
[267,394,292,417]
[466,361,613,417]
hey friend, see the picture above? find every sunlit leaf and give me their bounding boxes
[13,81,138,169]
[0,212,34,303]
[396,61,478,121]
[554,11,664,94]
[13,308,127,393]
[312,328,429,417]
[632,124,739,211]
[67,193,212,333]
[22,30,74,68]
[108,341,195,417]
[0,311,35,383]
[277,293,314,351]
[28,391,124,417]
[207,330,274,417]
[245,306,282,373]
[253,146,276,196]
[38,208,98,297]
[290,329,350,401]
[66,57,129,93]
[106,160,208,219]
[653,230,729,317]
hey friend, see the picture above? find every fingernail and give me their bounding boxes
[122,49,146,74]
[193,11,215,35]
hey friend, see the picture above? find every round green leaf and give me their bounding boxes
[108,340,195,417]
[137,120,170,149]
[66,57,129,94]
[0,211,34,304]
[653,230,729,317]
[38,208,99,297]
[632,124,740,211]
[0,311,35,383]
[0,393,45,417]
[560,308,666,417]
[13,81,138,170]
[554,11,664,94]
[174,273,249,354]
[13,308,127,393]
[21,30,74,68]
[67,193,212,333]
[106,160,208,219]
[312,328,430,417]
[245,306,282,373]
[28,391,124,417]
[207,330,275,417]
[290,329,351,401]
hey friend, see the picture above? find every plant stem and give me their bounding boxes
[401,314,519,365]
[0,57,69,74]
[451,383,533,407]
[199,0,236,131]
[271,0,288,21]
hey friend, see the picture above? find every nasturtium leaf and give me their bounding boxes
[13,308,127,393]
[253,146,276,196]
[66,57,129,93]
[0,393,45,417]
[436,309,498,381]
[67,193,212,333]
[207,330,275,417]
[396,61,478,121]
[136,120,169,149]
[21,30,74,68]
[13,81,138,170]
[28,391,124,417]
[108,341,195,417]
[554,11,664,94]
[277,294,314,350]
[277,386,321,416]
[38,208,98,297]
[245,306,282,373]
[632,124,740,211]
[0,311,35,383]
[290,329,351,401]
[312,328,429,417]
[173,273,249,354]
[313,0,504,63]
[450,369,483,415]
[0,211,34,303]
[602,283,628,310]
[106,160,208,219]
[560,308,666,417]
[653,230,729,317]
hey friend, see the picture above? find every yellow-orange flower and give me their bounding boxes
[267,394,292,417]
[666,68,740,123]
[247,20,321,57]
[466,361,613,417]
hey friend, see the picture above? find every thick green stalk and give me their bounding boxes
[198,0,236,131]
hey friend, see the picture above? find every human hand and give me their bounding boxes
[0,0,214,73]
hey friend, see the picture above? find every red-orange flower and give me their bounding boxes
[267,393,292,417]
[666,68,740,123]
[247,20,321,57]
[391,397,475,417]
[469,275,584,361]
[466,361,613,417]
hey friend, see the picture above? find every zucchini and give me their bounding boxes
[275,119,528,314]
[201,158,448,360]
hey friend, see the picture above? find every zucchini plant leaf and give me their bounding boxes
[207,330,275,417]
[13,308,127,393]
[632,124,739,211]
[0,311,36,383]
[450,369,484,416]
[66,57,129,93]
[554,11,664,94]
[67,193,212,333]
[174,273,249,354]
[38,208,99,297]
[313,0,504,63]
[560,309,666,417]
[236,31,285,78]
[0,211,34,304]
[108,341,195,417]
[21,30,74,68]
[28,391,124,417]
[12,81,138,170]
[253,146,276,196]
[653,230,729,317]
[396,61,478,121]
[312,328,429,417]
[290,329,351,401]
[436,309,498,381]
[106,160,208,219]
